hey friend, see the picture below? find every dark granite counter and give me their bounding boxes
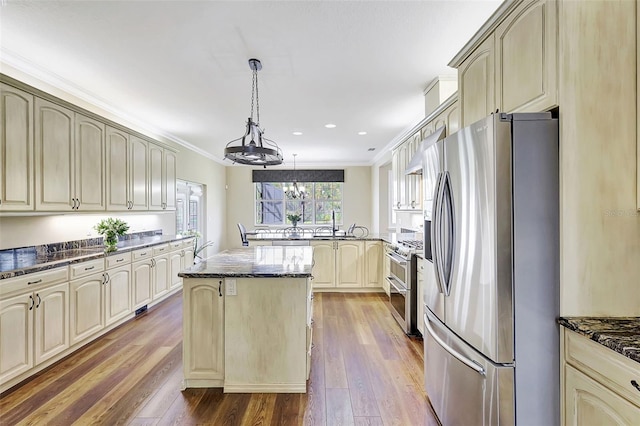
[179,246,313,278]
[247,232,398,245]
[0,234,193,280]
[559,317,640,364]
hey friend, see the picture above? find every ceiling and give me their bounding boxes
[0,0,502,167]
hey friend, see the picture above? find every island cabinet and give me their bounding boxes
[0,83,34,211]
[182,278,225,388]
[562,328,640,424]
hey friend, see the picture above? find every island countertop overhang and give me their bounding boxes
[178,246,313,278]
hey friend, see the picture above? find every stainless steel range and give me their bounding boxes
[385,238,423,335]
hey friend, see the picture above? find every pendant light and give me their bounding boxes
[224,58,283,167]
[284,154,306,199]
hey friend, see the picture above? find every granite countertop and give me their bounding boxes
[0,235,193,280]
[179,246,313,278]
[248,231,398,244]
[559,317,640,364]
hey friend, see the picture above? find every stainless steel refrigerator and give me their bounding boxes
[422,113,560,425]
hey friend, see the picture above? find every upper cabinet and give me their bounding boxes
[451,0,558,127]
[495,0,558,113]
[0,83,34,211]
[1,77,177,213]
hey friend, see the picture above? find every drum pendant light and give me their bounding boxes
[224,58,284,167]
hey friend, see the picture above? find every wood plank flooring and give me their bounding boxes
[0,292,439,426]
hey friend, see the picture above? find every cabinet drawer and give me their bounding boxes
[152,244,170,256]
[564,329,640,407]
[69,259,104,280]
[105,252,131,269]
[169,241,182,251]
[132,248,152,261]
[0,267,69,296]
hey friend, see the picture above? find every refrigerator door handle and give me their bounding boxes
[432,172,447,294]
[442,172,455,296]
[424,313,486,377]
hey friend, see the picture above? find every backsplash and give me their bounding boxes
[1,230,163,256]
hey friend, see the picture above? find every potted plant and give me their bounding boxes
[287,213,302,228]
[186,230,214,263]
[94,218,129,253]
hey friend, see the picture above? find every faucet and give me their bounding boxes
[332,210,337,236]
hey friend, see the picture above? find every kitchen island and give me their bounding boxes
[178,246,313,393]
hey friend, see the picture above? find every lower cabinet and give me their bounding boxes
[416,257,425,335]
[169,249,183,290]
[69,272,104,345]
[132,258,153,310]
[104,264,131,326]
[0,282,69,384]
[364,241,382,288]
[562,328,640,425]
[183,279,225,387]
[152,254,170,300]
[310,240,366,289]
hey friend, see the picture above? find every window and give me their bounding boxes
[176,180,205,235]
[255,182,343,226]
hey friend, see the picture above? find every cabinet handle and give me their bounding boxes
[105,272,110,284]
[632,380,640,392]
[411,200,416,208]
[396,202,401,209]
[36,294,42,308]
[141,252,147,256]
[116,258,124,262]
[28,295,34,310]
[76,199,81,210]
[151,258,156,267]
[28,279,42,285]
[85,266,95,271]
[180,250,185,257]
[218,280,222,297]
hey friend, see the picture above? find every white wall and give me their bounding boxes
[225,165,372,248]
[0,64,226,252]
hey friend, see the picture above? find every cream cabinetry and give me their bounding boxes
[416,257,425,335]
[364,241,382,288]
[562,328,640,425]
[495,0,558,114]
[0,275,69,385]
[0,83,34,211]
[104,253,132,327]
[457,34,495,127]
[183,278,225,388]
[152,254,170,300]
[310,240,367,289]
[382,246,390,296]
[391,136,422,211]
[132,249,153,310]
[34,98,106,211]
[105,127,150,211]
[149,144,176,211]
[69,270,105,345]
[452,0,558,127]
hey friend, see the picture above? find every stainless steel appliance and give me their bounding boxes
[422,113,559,425]
[384,239,422,335]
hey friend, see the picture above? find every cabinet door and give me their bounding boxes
[35,98,74,210]
[183,280,224,382]
[164,150,177,210]
[0,84,34,211]
[383,249,391,296]
[152,255,170,300]
[169,251,183,290]
[446,101,460,135]
[129,135,148,210]
[364,241,382,288]
[565,364,640,425]
[391,149,401,209]
[407,133,422,210]
[105,126,129,211]
[74,114,105,211]
[183,246,195,270]
[495,0,558,113]
[336,241,364,288]
[0,292,33,384]
[132,260,152,309]
[416,259,425,335]
[397,142,409,208]
[34,282,69,364]
[149,143,163,210]
[310,241,336,288]
[105,265,131,326]
[70,273,104,345]
[458,34,495,127]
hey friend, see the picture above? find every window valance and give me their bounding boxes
[252,169,344,183]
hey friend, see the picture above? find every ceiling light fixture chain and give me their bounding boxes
[223,58,283,167]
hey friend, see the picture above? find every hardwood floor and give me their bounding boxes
[0,292,439,426]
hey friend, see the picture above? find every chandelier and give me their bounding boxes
[224,58,283,167]
[284,154,306,199]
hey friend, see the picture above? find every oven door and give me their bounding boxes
[387,275,409,334]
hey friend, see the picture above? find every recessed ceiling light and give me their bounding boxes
[368,147,376,151]
[324,123,337,129]
[292,131,303,136]
[358,131,367,135]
